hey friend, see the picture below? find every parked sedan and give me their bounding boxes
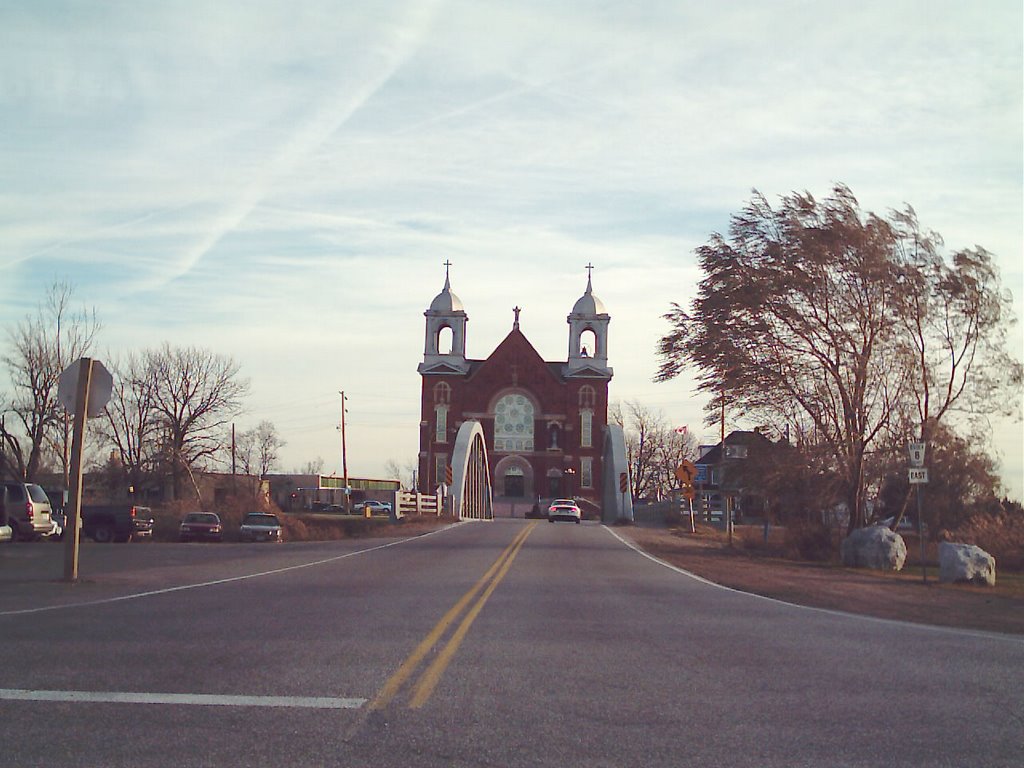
[358,500,393,515]
[179,512,223,542]
[239,513,284,543]
[548,498,582,524]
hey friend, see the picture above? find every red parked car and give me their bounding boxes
[179,512,223,542]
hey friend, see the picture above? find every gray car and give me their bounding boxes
[239,512,284,543]
[1,482,53,541]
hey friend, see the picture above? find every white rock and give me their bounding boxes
[841,526,907,571]
[938,542,996,586]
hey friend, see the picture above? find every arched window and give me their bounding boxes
[579,329,597,358]
[436,326,454,354]
[578,385,596,408]
[434,382,451,404]
[494,393,534,453]
[580,409,593,448]
[435,405,448,443]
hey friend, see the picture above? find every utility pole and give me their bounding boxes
[721,387,732,546]
[339,391,350,514]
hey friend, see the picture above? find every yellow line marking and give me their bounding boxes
[408,523,535,708]
[367,523,535,710]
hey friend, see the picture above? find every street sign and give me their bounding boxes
[680,485,695,501]
[675,460,697,484]
[58,358,113,418]
[694,464,709,484]
[619,472,628,493]
[908,467,929,484]
[908,442,926,468]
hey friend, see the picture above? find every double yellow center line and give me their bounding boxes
[368,522,537,710]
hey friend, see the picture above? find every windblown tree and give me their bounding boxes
[1,281,101,481]
[656,185,1020,534]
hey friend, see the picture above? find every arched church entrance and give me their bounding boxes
[493,456,533,499]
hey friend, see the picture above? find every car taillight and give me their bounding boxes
[130,506,137,518]
[26,502,34,519]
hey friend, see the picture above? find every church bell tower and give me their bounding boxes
[419,262,470,375]
[565,265,612,379]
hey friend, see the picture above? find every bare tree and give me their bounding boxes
[236,420,286,479]
[297,457,325,476]
[145,344,249,500]
[612,400,691,501]
[1,281,101,481]
[97,352,162,493]
[385,458,417,490]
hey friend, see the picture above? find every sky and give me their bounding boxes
[1,1,1022,499]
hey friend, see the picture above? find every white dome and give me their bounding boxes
[429,273,464,313]
[571,277,606,315]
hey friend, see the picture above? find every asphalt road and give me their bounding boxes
[1,520,1021,767]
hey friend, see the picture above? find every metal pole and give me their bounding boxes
[339,391,349,514]
[721,389,732,544]
[917,484,926,583]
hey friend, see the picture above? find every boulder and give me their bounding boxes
[939,542,996,586]
[841,526,907,571]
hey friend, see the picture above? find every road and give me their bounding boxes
[1,520,1021,767]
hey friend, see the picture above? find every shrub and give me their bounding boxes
[943,509,1024,571]
[784,521,834,561]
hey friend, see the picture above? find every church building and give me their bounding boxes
[417,265,613,509]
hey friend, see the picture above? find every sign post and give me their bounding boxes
[908,441,928,583]
[58,358,113,583]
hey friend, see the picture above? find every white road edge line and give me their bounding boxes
[603,525,1024,644]
[0,689,366,709]
[0,523,466,618]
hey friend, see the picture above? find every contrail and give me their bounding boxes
[164,0,444,286]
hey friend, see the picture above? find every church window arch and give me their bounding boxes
[434,382,451,404]
[578,385,596,408]
[493,393,534,453]
[579,328,597,358]
[580,409,593,448]
[436,325,454,355]
[435,405,448,443]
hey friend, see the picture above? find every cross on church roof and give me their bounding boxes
[443,259,452,278]
[585,262,594,279]
[513,306,521,329]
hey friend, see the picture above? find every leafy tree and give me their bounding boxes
[876,423,1003,536]
[657,185,1020,534]
[1,281,101,481]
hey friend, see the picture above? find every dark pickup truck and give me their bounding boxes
[81,504,155,543]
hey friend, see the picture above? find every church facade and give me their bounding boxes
[417,266,613,508]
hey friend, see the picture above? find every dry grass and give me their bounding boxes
[622,524,1024,635]
[150,499,454,543]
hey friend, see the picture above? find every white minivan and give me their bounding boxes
[1,482,53,541]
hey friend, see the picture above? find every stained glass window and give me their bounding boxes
[494,393,534,452]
